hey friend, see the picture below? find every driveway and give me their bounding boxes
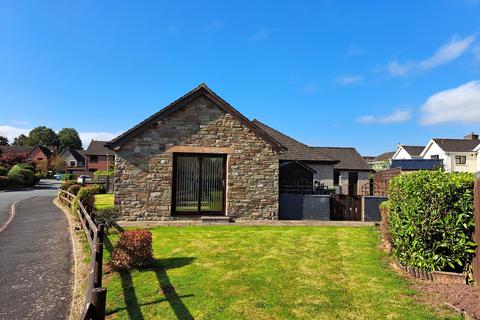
[0,181,73,320]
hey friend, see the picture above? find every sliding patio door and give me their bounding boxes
[173,154,226,215]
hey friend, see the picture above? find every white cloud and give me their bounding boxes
[357,109,412,124]
[385,35,476,76]
[0,125,120,148]
[348,43,363,56]
[421,80,480,125]
[248,27,270,42]
[335,74,364,85]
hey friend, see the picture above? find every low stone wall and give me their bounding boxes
[279,194,330,220]
[391,259,466,284]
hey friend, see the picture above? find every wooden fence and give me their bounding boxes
[372,168,402,196]
[330,194,362,221]
[58,189,107,320]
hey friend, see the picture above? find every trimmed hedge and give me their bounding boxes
[0,166,8,176]
[88,184,106,195]
[60,180,81,191]
[8,164,38,187]
[74,186,100,213]
[67,184,82,196]
[110,229,153,270]
[386,170,476,273]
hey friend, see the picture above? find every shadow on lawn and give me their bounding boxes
[104,235,196,320]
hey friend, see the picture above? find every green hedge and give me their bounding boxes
[8,164,38,188]
[386,170,477,273]
[74,186,100,213]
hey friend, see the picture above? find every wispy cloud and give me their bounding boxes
[202,20,223,32]
[357,109,412,124]
[383,35,476,76]
[248,27,271,43]
[11,120,29,126]
[421,81,480,125]
[298,82,318,94]
[335,74,364,85]
[0,125,121,148]
[348,43,363,56]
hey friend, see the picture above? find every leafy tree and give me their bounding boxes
[49,154,66,172]
[0,151,29,168]
[12,134,31,146]
[0,136,9,146]
[58,128,82,151]
[28,126,59,148]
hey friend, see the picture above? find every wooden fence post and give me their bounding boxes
[473,180,480,284]
[93,224,105,289]
[91,287,107,320]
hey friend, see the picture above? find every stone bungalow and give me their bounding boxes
[107,84,284,221]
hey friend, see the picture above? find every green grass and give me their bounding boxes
[95,193,114,209]
[103,227,458,320]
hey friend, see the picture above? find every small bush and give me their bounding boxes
[0,176,10,189]
[61,173,76,181]
[387,170,476,273]
[8,165,37,187]
[67,184,82,196]
[0,166,8,176]
[74,186,100,213]
[60,180,80,191]
[93,206,121,232]
[89,184,106,194]
[93,170,114,178]
[110,229,153,271]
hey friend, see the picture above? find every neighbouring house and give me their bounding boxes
[29,145,54,166]
[391,145,425,160]
[85,140,115,173]
[0,146,36,159]
[107,84,283,220]
[420,132,480,173]
[61,148,86,175]
[368,151,395,172]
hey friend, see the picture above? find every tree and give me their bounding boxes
[28,126,59,148]
[12,134,30,146]
[49,154,66,172]
[0,151,29,167]
[58,128,82,151]
[0,136,9,146]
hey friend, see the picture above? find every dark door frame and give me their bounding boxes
[171,153,227,215]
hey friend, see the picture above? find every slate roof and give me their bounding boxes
[36,145,53,158]
[372,151,395,162]
[85,140,114,156]
[391,159,444,171]
[107,83,284,151]
[252,120,337,162]
[432,138,480,152]
[401,145,425,157]
[313,147,370,171]
[61,148,85,162]
[0,145,36,155]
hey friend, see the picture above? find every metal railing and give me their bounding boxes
[58,189,106,320]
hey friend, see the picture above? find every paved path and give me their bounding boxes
[0,193,73,319]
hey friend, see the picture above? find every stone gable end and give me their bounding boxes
[114,95,279,220]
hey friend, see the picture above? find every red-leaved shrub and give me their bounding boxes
[110,229,153,270]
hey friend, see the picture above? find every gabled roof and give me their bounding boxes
[61,148,85,162]
[279,160,317,174]
[401,145,425,157]
[372,151,395,162]
[85,140,114,155]
[313,147,370,171]
[34,145,54,158]
[432,138,480,153]
[107,83,284,151]
[0,145,36,155]
[252,120,337,162]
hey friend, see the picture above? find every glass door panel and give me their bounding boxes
[175,156,199,212]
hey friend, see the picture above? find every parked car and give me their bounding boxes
[77,175,93,183]
[54,173,63,180]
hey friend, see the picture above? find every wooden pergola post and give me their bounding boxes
[473,179,480,284]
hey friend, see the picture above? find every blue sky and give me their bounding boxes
[1,0,480,155]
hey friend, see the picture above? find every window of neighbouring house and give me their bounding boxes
[70,160,76,167]
[455,155,466,164]
[430,155,439,159]
[89,155,98,163]
[334,170,340,186]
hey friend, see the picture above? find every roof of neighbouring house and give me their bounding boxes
[372,151,395,162]
[85,140,114,155]
[61,148,86,162]
[312,147,371,171]
[252,120,338,162]
[279,160,317,174]
[401,145,425,157]
[107,83,285,151]
[432,138,480,152]
[391,159,444,171]
[0,145,36,155]
[34,145,54,158]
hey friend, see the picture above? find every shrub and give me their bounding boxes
[61,173,76,181]
[93,170,114,178]
[8,165,37,187]
[0,176,10,189]
[74,186,100,213]
[60,180,80,191]
[89,184,106,194]
[110,229,153,271]
[387,170,476,273]
[67,184,82,196]
[0,166,8,176]
[93,206,121,232]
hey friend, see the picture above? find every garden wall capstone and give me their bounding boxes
[113,96,279,221]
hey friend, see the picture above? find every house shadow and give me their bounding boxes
[104,236,196,320]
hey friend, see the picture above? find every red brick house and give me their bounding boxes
[29,145,54,165]
[84,140,115,173]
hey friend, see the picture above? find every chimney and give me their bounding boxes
[464,132,479,140]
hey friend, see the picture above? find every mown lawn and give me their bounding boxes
[95,193,114,209]
[103,227,458,320]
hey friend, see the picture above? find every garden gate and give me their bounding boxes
[330,194,362,221]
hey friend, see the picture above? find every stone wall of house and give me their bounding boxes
[114,96,279,221]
